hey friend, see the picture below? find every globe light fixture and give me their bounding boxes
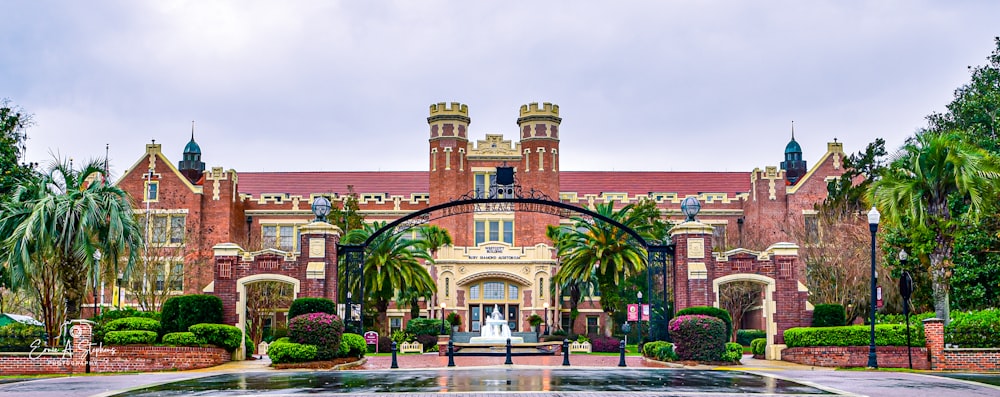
[311,196,332,222]
[681,197,701,222]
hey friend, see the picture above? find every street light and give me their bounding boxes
[440,302,447,335]
[346,291,353,333]
[681,197,701,222]
[867,206,881,368]
[637,290,644,344]
[543,302,550,335]
[311,196,332,222]
[93,250,102,317]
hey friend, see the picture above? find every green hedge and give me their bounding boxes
[736,329,766,346]
[945,309,1000,348]
[162,332,206,347]
[189,323,242,352]
[288,297,337,320]
[161,295,224,335]
[104,317,161,333]
[783,324,924,348]
[406,318,447,336]
[676,306,732,342]
[0,323,46,351]
[105,330,157,345]
[811,304,846,327]
[339,333,367,358]
[721,342,743,362]
[654,342,678,361]
[268,337,318,363]
[751,338,766,356]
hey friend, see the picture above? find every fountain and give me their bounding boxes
[469,304,524,344]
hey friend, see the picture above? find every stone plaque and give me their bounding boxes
[309,238,325,258]
[687,238,705,259]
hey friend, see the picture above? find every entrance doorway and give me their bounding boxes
[466,279,522,332]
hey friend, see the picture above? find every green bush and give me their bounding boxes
[161,295,223,335]
[655,343,678,361]
[0,323,46,351]
[446,312,461,327]
[642,341,670,358]
[668,315,727,361]
[268,337,318,363]
[92,309,160,343]
[105,330,157,345]
[288,297,337,320]
[245,330,255,357]
[783,324,924,348]
[162,332,206,346]
[877,311,935,325]
[406,318,446,336]
[751,338,767,356]
[676,306,732,342]
[945,309,1000,348]
[338,333,367,358]
[104,317,161,333]
[290,312,344,360]
[736,329,766,346]
[189,323,243,352]
[811,304,846,327]
[721,342,743,362]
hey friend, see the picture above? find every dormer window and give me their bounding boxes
[145,181,159,202]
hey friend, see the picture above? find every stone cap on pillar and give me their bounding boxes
[298,221,342,237]
[670,221,715,236]
[213,242,245,257]
[765,242,799,256]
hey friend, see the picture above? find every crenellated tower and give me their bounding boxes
[516,102,561,246]
[428,102,472,245]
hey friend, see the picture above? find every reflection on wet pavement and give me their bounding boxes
[113,369,834,395]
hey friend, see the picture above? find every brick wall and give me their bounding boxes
[924,318,1000,371]
[782,346,930,369]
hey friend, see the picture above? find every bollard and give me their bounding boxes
[391,341,399,369]
[505,338,513,365]
[618,340,627,367]
[562,339,570,366]
[447,340,456,367]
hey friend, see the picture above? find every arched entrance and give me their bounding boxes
[457,272,533,332]
[235,274,300,359]
[713,273,776,347]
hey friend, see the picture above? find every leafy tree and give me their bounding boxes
[0,157,144,322]
[871,131,1000,324]
[0,99,35,201]
[245,281,294,348]
[927,37,1000,154]
[342,221,436,334]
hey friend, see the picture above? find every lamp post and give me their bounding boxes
[543,302,550,335]
[346,291,353,333]
[117,270,124,309]
[637,290,644,345]
[440,302,447,335]
[681,197,701,222]
[311,196,332,222]
[867,206,880,369]
[899,249,914,369]
[93,250,102,317]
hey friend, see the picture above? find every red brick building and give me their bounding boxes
[110,101,847,337]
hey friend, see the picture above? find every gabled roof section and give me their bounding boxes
[560,171,750,196]
[117,143,202,193]
[238,171,430,197]
[787,141,845,195]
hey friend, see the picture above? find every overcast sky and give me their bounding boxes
[4,1,999,177]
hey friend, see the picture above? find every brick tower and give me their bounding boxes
[515,102,561,245]
[428,102,472,246]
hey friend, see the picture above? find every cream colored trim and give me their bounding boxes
[306,262,326,279]
[712,273,778,358]
[787,142,844,195]
[118,144,202,194]
[235,274,300,360]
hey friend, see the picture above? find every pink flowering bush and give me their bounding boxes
[667,314,726,361]
[289,312,344,360]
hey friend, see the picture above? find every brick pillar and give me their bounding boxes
[669,221,715,311]
[297,221,342,300]
[923,318,945,370]
[70,320,94,373]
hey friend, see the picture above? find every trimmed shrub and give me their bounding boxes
[750,338,767,356]
[105,330,157,345]
[642,341,670,358]
[415,333,438,352]
[655,343,678,361]
[269,337,318,363]
[161,295,224,335]
[406,318,447,336]
[245,330,255,357]
[668,315,727,361]
[290,312,344,360]
[189,323,243,352]
[877,312,935,325]
[676,306,732,342]
[590,336,621,353]
[721,342,743,362]
[94,308,160,322]
[104,317,161,333]
[162,332,206,346]
[736,329,766,346]
[339,333,367,358]
[783,324,924,348]
[945,309,1000,348]
[372,335,392,353]
[288,297,337,320]
[0,323,47,352]
[811,304,846,327]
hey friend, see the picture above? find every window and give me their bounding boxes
[151,216,167,244]
[712,224,726,251]
[155,261,183,292]
[539,277,544,298]
[561,312,571,332]
[390,317,403,333]
[169,215,185,244]
[144,181,158,202]
[262,224,301,251]
[470,285,480,300]
[508,284,519,300]
[805,214,819,244]
[586,316,599,335]
[474,172,496,198]
[474,219,514,245]
[142,214,185,245]
[484,281,505,300]
[445,277,450,297]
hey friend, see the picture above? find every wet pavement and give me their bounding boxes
[0,354,997,397]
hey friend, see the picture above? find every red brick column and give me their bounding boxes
[923,318,944,370]
[70,321,94,373]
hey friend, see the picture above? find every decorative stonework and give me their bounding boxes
[308,238,325,258]
[468,134,521,159]
[687,238,705,259]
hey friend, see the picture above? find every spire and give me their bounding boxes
[191,120,195,142]
[791,120,795,141]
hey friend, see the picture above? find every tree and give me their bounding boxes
[401,224,452,320]
[342,221,436,334]
[245,280,294,348]
[718,281,762,341]
[871,131,1000,324]
[927,37,1000,154]
[0,99,35,201]
[0,157,144,322]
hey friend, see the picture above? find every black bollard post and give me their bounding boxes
[447,340,456,367]
[618,340,627,367]
[505,338,513,365]
[391,341,399,369]
[562,339,570,366]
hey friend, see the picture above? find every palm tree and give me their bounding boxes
[342,222,436,334]
[872,131,1000,324]
[1,158,143,325]
[551,201,653,335]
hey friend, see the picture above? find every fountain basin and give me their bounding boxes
[468,336,525,344]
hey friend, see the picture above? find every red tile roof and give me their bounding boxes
[237,171,750,197]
